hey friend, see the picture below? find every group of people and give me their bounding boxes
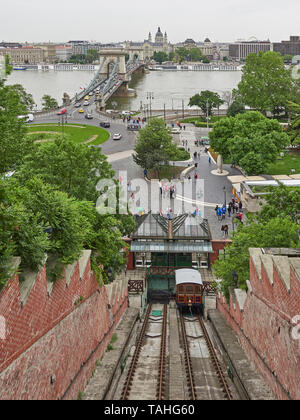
[159,182,176,199]
[215,198,243,222]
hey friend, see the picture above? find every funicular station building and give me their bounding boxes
[129,213,213,300]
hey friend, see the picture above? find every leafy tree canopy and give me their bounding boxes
[152,51,168,64]
[0,83,34,175]
[209,111,290,174]
[188,90,224,116]
[133,118,177,176]
[42,94,58,110]
[237,51,293,113]
[214,217,300,300]
[15,136,114,202]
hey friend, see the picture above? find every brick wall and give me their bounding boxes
[216,248,300,400]
[0,251,128,400]
[210,239,232,265]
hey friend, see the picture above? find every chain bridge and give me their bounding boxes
[74,49,146,109]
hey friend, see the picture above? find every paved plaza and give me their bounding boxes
[110,123,243,240]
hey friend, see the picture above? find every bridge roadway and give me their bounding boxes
[74,60,144,104]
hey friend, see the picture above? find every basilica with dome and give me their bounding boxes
[124,27,174,60]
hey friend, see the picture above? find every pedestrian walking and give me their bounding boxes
[227,204,231,217]
[188,175,191,182]
[224,225,229,238]
[183,125,186,130]
[239,201,243,211]
[221,204,226,220]
[215,205,219,216]
[208,156,211,164]
[216,207,222,221]
[221,225,225,238]
[194,173,198,180]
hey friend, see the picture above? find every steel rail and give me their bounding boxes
[121,304,152,400]
[197,315,233,400]
[179,312,197,400]
[156,304,168,400]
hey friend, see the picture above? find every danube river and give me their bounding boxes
[6,69,242,111]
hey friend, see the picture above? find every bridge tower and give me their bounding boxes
[98,49,127,80]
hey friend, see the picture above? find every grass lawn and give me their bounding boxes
[148,165,186,180]
[27,123,110,146]
[265,151,300,175]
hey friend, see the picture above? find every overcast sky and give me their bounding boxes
[1,0,299,44]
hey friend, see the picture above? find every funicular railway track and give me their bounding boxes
[179,310,233,400]
[121,303,168,400]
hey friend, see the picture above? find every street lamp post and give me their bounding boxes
[147,92,154,120]
[223,186,227,205]
[206,99,209,129]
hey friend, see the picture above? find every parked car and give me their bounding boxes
[113,133,122,140]
[75,103,81,108]
[83,100,89,106]
[85,113,93,119]
[57,108,66,115]
[100,121,110,128]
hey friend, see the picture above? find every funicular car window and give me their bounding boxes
[186,285,193,293]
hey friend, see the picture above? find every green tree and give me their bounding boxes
[226,100,246,117]
[188,91,224,116]
[189,47,203,62]
[42,94,58,110]
[175,47,189,63]
[152,51,168,64]
[237,51,293,114]
[86,49,99,64]
[209,111,289,174]
[10,84,35,111]
[286,100,300,145]
[9,177,94,269]
[133,118,177,177]
[16,137,114,202]
[202,56,210,63]
[0,83,34,175]
[283,54,293,63]
[214,217,300,300]
[258,184,300,223]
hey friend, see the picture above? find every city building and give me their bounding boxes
[35,43,57,63]
[273,36,300,57]
[183,38,197,49]
[229,40,272,60]
[124,27,174,61]
[55,45,73,62]
[0,46,44,64]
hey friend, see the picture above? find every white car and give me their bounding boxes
[113,133,122,140]
[171,127,181,134]
[83,100,89,106]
